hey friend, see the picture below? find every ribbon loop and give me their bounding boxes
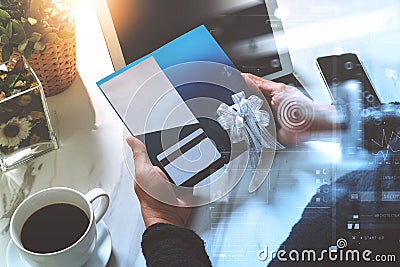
[217,91,284,167]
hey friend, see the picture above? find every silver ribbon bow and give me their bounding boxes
[217,91,284,168]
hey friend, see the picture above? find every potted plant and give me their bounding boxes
[0,0,76,96]
[0,56,57,171]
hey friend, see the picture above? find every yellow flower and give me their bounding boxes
[0,117,31,147]
[15,80,26,88]
[31,85,40,93]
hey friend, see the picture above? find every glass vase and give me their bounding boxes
[0,57,58,172]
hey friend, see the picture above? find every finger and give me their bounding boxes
[242,73,259,93]
[242,73,272,102]
[243,73,286,96]
[126,136,151,167]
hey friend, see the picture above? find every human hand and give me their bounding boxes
[126,136,191,228]
[242,73,338,145]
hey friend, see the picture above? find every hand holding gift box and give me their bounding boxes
[97,26,281,205]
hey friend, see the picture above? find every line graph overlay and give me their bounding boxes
[371,129,400,162]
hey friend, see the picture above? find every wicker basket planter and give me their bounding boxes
[0,34,77,97]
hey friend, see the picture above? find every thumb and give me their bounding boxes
[126,136,151,167]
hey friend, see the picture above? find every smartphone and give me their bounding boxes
[316,53,381,108]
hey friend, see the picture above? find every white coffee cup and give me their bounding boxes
[10,187,110,267]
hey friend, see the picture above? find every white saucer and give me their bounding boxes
[6,220,112,267]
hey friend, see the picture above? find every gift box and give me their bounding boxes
[97,26,282,202]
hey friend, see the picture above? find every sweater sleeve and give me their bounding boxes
[141,223,212,267]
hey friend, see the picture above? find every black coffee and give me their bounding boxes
[21,203,90,253]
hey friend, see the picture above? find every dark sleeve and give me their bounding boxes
[141,223,212,267]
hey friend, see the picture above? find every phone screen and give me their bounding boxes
[316,53,381,108]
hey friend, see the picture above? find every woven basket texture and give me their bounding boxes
[1,35,77,97]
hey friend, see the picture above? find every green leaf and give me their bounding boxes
[44,32,57,43]
[33,41,45,51]
[27,17,37,26]
[32,25,51,36]
[22,21,32,37]
[5,73,20,89]
[5,21,11,38]
[0,9,11,20]
[10,19,26,43]
[24,47,33,59]
[57,30,74,39]
[53,38,61,45]
[0,33,8,44]
[18,39,28,52]
[0,25,6,34]
[1,43,12,62]
[28,31,41,42]
[11,20,24,34]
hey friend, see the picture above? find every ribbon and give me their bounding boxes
[217,91,284,168]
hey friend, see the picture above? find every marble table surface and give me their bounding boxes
[1,0,399,266]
